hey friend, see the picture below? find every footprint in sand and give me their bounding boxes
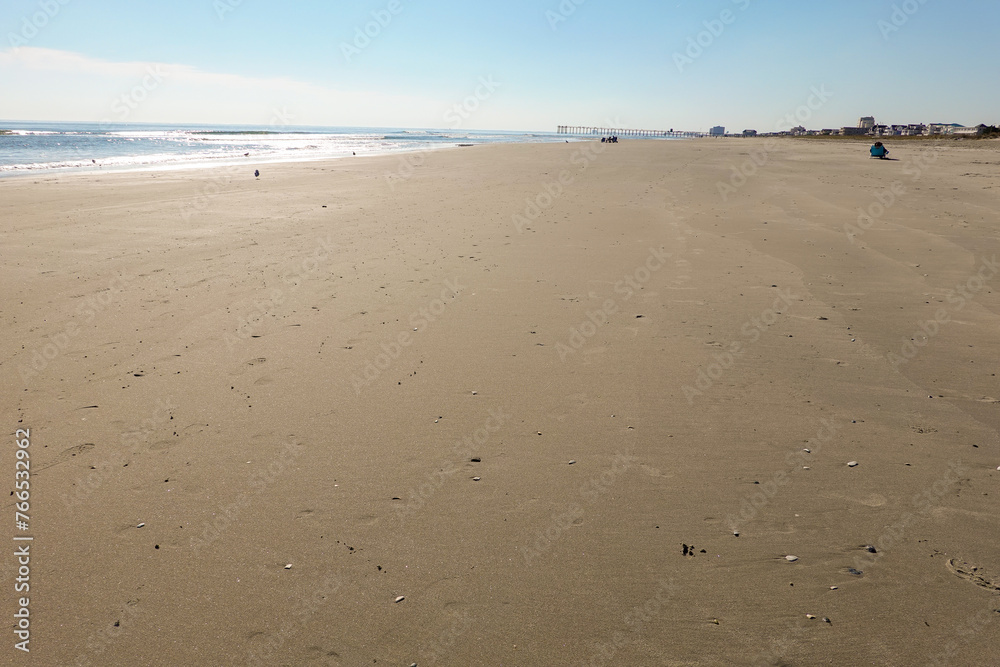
[34,443,96,472]
[946,559,1000,593]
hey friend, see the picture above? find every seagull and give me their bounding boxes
[254,169,259,179]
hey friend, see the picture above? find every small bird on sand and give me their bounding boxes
[254,169,259,179]
[244,152,250,157]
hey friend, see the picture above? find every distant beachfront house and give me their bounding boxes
[709,126,725,136]
[742,129,757,137]
[952,124,987,136]
[858,116,875,129]
[871,124,889,136]
[841,127,868,136]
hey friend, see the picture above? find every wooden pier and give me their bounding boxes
[557,126,704,139]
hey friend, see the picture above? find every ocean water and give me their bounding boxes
[0,121,578,177]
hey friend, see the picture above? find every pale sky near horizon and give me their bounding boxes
[1,0,998,133]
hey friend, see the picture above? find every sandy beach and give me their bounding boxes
[2,137,999,666]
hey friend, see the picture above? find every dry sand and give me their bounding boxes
[2,138,999,666]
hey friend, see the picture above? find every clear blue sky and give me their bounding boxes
[1,0,997,132]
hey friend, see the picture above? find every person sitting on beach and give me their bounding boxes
[870,141,889,159]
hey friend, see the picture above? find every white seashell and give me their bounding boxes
[284,564,292,569]
[847,461,858,467]
[137,523,145,528]
[394,596,405,603]
[785,555,799,562]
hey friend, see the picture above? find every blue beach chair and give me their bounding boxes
[870,142,889,159]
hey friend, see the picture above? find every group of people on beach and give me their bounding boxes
[601,136,619,143]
